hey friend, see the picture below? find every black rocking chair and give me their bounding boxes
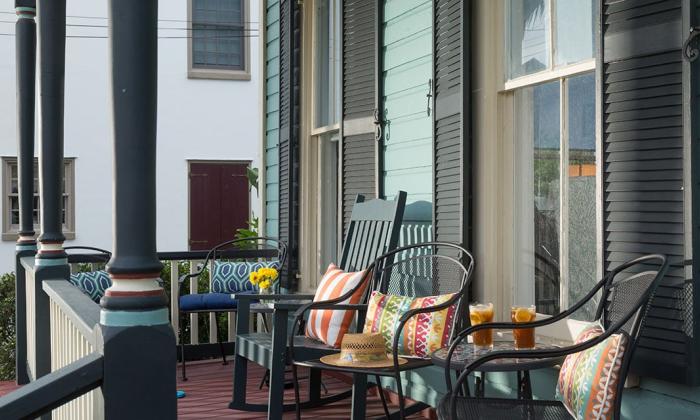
[229,192,407,417]
[291,242,475,420]
[437,253,669,420]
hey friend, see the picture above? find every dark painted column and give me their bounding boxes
[14,0,37,386]
[99,1,176,418]
[32,0,70,387]
[35,0,67,266]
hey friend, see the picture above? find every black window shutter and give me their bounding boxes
[601,0,699,385]
[278,0,300,290]
[340,0,379,234]
[433,0,471,253]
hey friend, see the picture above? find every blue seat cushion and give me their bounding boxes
[179,291,255,312]
[211,260,281,294]
[69,270,112,303]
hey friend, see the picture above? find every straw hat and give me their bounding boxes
[320,333,408,368]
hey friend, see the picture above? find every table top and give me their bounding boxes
[431,341,564,372]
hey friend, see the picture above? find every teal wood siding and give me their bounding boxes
[382,0,433,243]
[265,0,280,238]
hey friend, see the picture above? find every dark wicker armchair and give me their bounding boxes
[437,254,669,420]
[290,242,475,420]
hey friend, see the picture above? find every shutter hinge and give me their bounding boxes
[683,26,700,62]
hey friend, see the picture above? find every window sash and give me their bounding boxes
[512,71,598,318]
[3,158,74,238]
[505,0,595,84]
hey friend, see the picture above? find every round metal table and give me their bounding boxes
[431,341,563,399]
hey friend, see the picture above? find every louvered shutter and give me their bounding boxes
[278,0,300,290]
[433,0,470,253]
[340,0,379,234]
[601,0,698,385]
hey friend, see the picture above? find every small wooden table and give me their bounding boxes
[431,341,563,399]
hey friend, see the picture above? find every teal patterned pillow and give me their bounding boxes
[69,270,112,303]
[211,261,281,293]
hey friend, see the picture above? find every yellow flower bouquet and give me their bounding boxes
[250,267,279,295]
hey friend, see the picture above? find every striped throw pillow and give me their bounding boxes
[305,264,369,348]
[555,323,628,420]
[363,291,456,358]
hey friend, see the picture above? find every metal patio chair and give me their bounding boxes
[229,192,407,417]
[65,246,113,303]
[290,242,475,420]
[177,237,286,380]
[437,254,669,420]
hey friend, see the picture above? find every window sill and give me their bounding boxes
[188,68,251,81]
[2,232,76,242]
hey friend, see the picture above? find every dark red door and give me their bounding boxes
[189,162,250,251]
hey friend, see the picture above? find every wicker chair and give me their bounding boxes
[437,254,669,420]
[290,242,475,419]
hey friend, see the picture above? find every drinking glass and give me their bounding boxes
[511,305,536,349]
[469,303,494,350]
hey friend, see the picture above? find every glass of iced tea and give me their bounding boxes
[469,303,494,350]
[511,305,536,349]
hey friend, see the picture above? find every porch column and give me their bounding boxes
[99,0,176,418]
[35,0,67,267]
[14,0,37,386]
[32,0,69,383]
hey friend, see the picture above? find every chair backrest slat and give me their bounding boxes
[338,192,407,272]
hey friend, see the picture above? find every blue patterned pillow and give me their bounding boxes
[69,270,112,303]
[211,261,281,293]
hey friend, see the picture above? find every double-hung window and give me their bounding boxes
[188,0,250,80]
[2,157,75,241]
[312,0,341,275]
[506,0,598,319]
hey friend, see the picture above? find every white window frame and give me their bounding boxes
[2,157,76,241]
[187,0,252,81]
[501,0,601,340]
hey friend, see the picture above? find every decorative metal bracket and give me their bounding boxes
[426,78,433,117]
[683,26,700,62]
[373,108,383,142]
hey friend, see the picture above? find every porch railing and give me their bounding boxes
[44,280,102,420]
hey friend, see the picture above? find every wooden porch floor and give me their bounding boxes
[0,360,434,419]
[177,360,431,419]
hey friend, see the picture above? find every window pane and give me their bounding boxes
[508,0,550,79]
[555,0,596,66]
[314,0,341,128]
[514,81,561,315]
[192,0,245,70]
[567,73,597,319]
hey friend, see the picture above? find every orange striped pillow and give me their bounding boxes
[306,264,369,348]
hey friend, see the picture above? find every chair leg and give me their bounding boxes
[395,373,406,420]
[292,364,302,420]
[375,376,391,420]
[214,313,228,365]
[259,369,270,390]
[180,313,187,381]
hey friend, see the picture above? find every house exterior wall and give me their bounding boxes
[257,0,700,414]
[0,0,261,272]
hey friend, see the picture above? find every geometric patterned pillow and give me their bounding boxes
[362,290,456,358]
[68,270,112,303]
[555,323,628,420]
[210,260,281,294]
